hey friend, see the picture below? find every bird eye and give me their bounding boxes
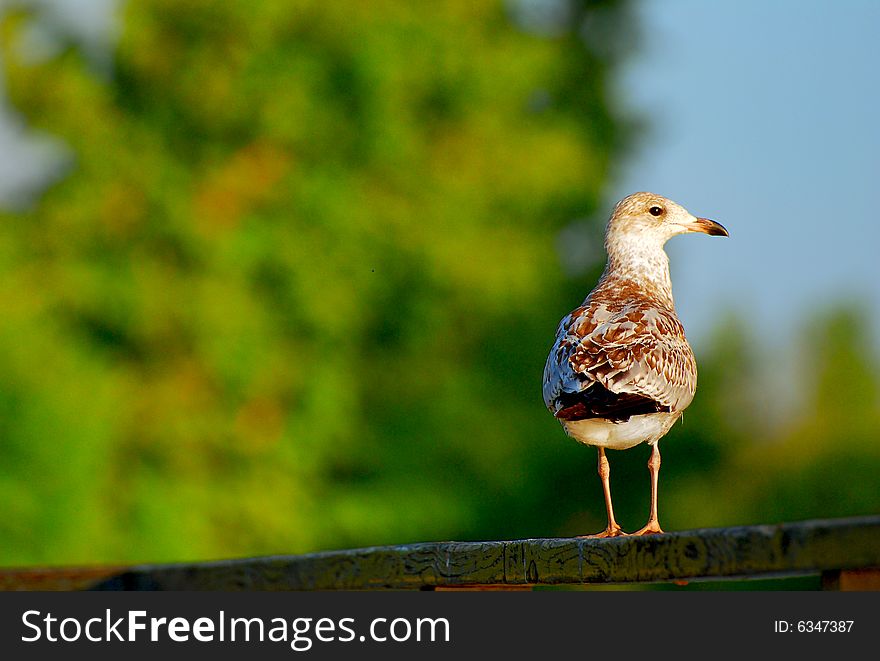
[648,206,664,217]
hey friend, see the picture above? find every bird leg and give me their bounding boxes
[633,444,664,535]
[580,447,628,538]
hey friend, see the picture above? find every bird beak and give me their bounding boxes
[690,217,729,237]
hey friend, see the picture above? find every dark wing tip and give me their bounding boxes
[553,383,668,423]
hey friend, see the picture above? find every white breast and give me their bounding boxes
[561,412,681,450]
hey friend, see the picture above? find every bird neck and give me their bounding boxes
[600,239,675,308]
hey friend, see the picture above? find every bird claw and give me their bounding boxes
[631,522,664,536]
[578,525,629,539]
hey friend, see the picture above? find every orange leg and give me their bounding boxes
[633,444,664,535]
[580,447,627,538]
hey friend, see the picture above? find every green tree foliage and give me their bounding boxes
[666,307,880,532]
[0,0,636,563]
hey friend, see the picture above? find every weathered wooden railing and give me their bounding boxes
[2,516,878,591]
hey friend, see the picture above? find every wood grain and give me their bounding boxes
[1,516,878,590]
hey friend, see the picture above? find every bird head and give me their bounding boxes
[606,192,728,249]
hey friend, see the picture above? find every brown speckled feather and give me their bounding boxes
[542,285,697,422]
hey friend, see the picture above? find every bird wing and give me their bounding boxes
[542,299,697,421]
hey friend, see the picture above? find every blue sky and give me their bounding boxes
[612,0,880,350]
[2,0,878,353]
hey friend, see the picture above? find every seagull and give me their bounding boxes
[542,192,728,537]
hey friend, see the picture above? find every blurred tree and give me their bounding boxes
[0,0,637,563]
[670,306,880,530]
[745,307,880,523]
